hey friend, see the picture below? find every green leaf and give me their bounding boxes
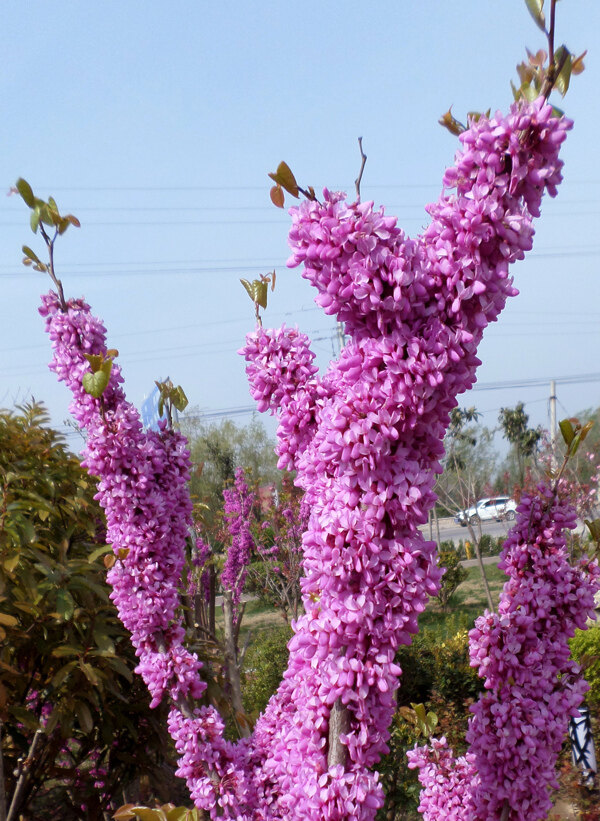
[55,589,75,621]
[88,544,112,563]
[75,700,94,734]
[3,554,21,573]
[80,661,100,686]
[255,280,268,310]
[411,702,427,724]
[30,208,41,234]
[51,660,78,688]
[521,82,539,102]
[553,46,572,97]
[16,178,35,208]
[9,706,40,731]
[107,655,134,682]
[82,366,111,398]
[570,432,582,456]
[39,203,56,227]
[171,385,188,412]
[524,0,546,32]
[559,418,575,446]
[426,711,438,733]
[127,808,168,821]
[83,353,104,372]
[51,645,81,658]
[112,804,138,820]
[240,278,255,301]
[93,629,115,655]
[22,245,42,265]
[585,519,600,543]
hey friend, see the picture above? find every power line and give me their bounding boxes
[472,372,600,392]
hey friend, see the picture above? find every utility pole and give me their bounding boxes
[550,379,557,450]
[336,321,346,355]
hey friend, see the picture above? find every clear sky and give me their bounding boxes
[2,1,599,449]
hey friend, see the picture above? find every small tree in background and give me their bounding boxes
[0,404,173,821]
[246,476,307,624]
[498,401,543,487]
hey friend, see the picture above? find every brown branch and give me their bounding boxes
[327,699,350,768]
[541,0,564,100]
[355,137,367,201]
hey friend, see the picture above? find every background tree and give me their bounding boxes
[435,407,496,610]
[435,407,497,516]
[181,415,279,540]
[0,404,174,821]
[498,401,543,487]
[246,476,307,624]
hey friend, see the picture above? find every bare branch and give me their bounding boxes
[355,137,367,201]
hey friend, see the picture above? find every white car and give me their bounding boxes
[455,496,517,526]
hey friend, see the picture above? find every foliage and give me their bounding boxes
[435,546,468,610]
[113,802,200,821]
[181,415,279,539]
[498,401,543,487]
[0,404,172,820]
[570,625,600,707]
[436,407,497,515]
[246,476,307,623]
[379,629,481,818]
[242,626,293,719]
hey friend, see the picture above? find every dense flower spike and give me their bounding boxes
[409,486,600,820]
[406,736,478,819]
[238,98,572,818]
[42,97,575,819]
[467,486,600,820]
[39,294,208,757]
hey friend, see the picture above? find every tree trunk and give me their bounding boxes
[222,591,251,738]
[467,523,494,612]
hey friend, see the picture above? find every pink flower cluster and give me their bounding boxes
[409,485,600,820]
[39,294,207,745]
[41,97,576,818]
[467,486,600,820]
[220,467,255,616]
[407,736,478,819]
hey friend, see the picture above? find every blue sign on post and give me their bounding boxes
[141,378,167,431]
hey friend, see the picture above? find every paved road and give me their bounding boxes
[422,518,514,544]
[461,554,500,569]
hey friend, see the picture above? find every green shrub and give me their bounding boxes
[242,626,292,718]
[570,625,600,706]
[436,547,468,609]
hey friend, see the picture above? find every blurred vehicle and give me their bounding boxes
[454,496,517,526]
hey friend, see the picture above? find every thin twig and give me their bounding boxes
[541,0,562,99]
[39,224,67,312]
[355,137,367,200]
[6,728,44,821]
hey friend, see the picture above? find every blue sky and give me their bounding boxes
[2,1,599,448]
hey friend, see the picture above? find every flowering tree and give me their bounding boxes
[247,476,308,624]
[15,2,600,818]
[407,474,600,820]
